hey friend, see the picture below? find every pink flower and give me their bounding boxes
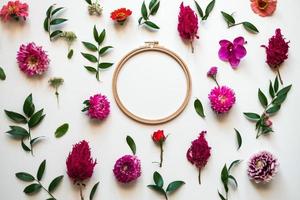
[187,131,211,184]
[250,0,277,17]
[207,66,218,77]
[66,140,97,183]
[82,93,110,120]
[16,42,50,76]
[218,37,247,68]
[0,0,28,22]
[177,2,199,53]
[113,155,141,183]
[208,86,236,114]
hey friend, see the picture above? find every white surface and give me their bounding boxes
[0,0,299,200]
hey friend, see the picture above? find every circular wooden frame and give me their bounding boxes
[112,42,192,125]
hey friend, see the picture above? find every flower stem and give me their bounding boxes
[28,126,33,156]
[37,180,56,199]
[213,77,220,87]
[159,142,163,168]
[190,40,194,53]
[277,68,283,85]
[198,168,201,185]
[96,44,101,81]
[228,22,243,28]
[79,183,84,200]
[55,88,59,107]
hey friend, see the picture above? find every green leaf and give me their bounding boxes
[277,85,292,96]
[269,81,275,98]
[67,49,74,59]
[258,89,268,107]
[28,109,45,128]
[99,46,113,55]
[89,181,100,200]
[48,175,64,193]
[82,42,98,51]
[148,185,167,197]
[50,18,67,25]
[194,98,205,118]
[23,183,41,194]
[273,94,287,105]
[228,159,241,171]
[126,135,136,155]
[141,1,148,20]
[81,53,98,63]
[0,66,6,80]
[242,22,259,33]
[21,140,31,152]
[46,5,54,17]
[43,18,49,32]
[85,0,92,5]
[234,128,242,150]
[221,164,228,189]
[85,66,97,73]
[52,7,64,16]
[6,126,29,138]
[221,11,235,26]
[149,0,157,10]
[37,160,46,181]
[30,137,44,145]
[274,76,279,92]
[194,0,204,18]
[166,181,185,193]
[97,29,106,45]
[16,172,35,182]
[98,63,113,69]
[150,1,160,15]
[138,17,143,25]
[153,171,163,188]
[243,112,260,121]
[50,30,63,38]
[266,105,281,114]
[203,0,215,20]
[4,110,27,123]
[55,123,69,138]
[218,191,226,200]
[23,94,35,117]
[93,25,99,43]
[144,21,160,29]
[228,175,238,187]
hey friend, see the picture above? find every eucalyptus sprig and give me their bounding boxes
[4,94,45,155]
[194,0,215,21]
[16,160,63,199]
[218,160,241,200]
[244,76,292,138]
[49,77,64,106]
[148,171,185,200]
[85,0,102,16]
[221,11,259,34]
[81,25,114,81]
[138,0,160,29]
[0,66,6,80]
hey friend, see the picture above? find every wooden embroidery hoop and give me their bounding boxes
[112,41,192,125]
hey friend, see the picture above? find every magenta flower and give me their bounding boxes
[218,37,247,68]
[113,155,141,183]
[208,86,236,114]
[82,93,110,120]
[187,131,211,184]
[207,66,218,77]
[177,2,199,53]
[17,42,50,76]
[0,0,28,22]
[248,151,279,183]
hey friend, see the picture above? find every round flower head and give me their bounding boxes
[17,42,50,76]
[66,140,97,183]
[83,94,110,120]
[113,155,141,183]
[152,130,166,144]
[250,0,277,17]
[111,8,132,24]
[0,0,28,22]
[248,151,279,183]
[208,86,236,114]
[207,66,218,77]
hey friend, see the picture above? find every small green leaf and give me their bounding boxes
[16,172,35,182]
[50,18,67,25]
[93,25,99,43]
[273,94,287,105]
[242,22,259,33]
[52,7,64,16]
[126,135,136,155]
[277,85,292,96]
[46,5,54,17]
[141,1,148,20]
[149,0,157,10]
[43,18,49,32]
[0,66,6,80]
[81,53,98,63]
[258,89,268,107]
[21,140,31,152]
[234,128,242,150]
[89,181,100,200]
[150,1,160,15]
[97,29,106,45]
[6,126,29,138]
[85,66,97,73]
[55,123,69,138]
[99,46,113,55]
[218,191,226,200]
[85,0,92,5]
[221,11,235,26]
[266,105,281,114]
[23,183,41,194]
[228,160,241,171]
[144,21,160,29]
[82,42,98,51]
[4,110,27,123]
[166,181,185,193]
[67,49,74,59]
[269,81,275,98]
[50,30,63,38]
[138,17,143,25]
[28,109,45,128]
[221,164,228,188]
[48,175,64,193]
[37,160,46,181]
[23,94,35,118]
[30,137,44,145]
[203,0,215,20]
[228,175,238,187]
[243,112,260,121]
[274,76,279,92]
[98,62,113,69]
[194,98,205,118]
[153,171,163,188]
[194,0,204,18]
[148,185,167,197]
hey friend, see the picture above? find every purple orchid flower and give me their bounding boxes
[218,36,247,68]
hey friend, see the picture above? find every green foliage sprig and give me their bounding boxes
[138,0,160,29]
[194,0,215,21]
[4,94,45,155]
[148,171,185,200]
[49,77,64,106]
[81,25,114,81]
[221,11,259,34]
[16,160,63,199]
[244,76,292,138]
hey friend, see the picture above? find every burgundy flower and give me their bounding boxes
[113,155,141,183]
[207,66,218,77]
[187,131,211,184]
[218,37,247,68]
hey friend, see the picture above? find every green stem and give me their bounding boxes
[79,183,84,200]
[277,68,283,85]
[37,180,56,199]
[213,77,220,87]
[228,22,243,28]
[190,40,194,53]
[55,89,59,107]
[96,44,101,81]
[159,142,163,168]
[28,126,33,156]
[198,168,201,185]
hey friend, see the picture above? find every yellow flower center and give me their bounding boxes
[8,6,16,14]
[28,56,38,67]
[257,0,269,10]
[218,95,227,104]
[256,160,264,168]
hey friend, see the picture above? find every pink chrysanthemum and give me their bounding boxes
[0,0,28,21]
[250,0,277,17]
[248,151,279,183]
[66,140,97,183]
[113,155,141,183]
[16,42,50,76]
[83,94,110,120]
[208,86,236,114]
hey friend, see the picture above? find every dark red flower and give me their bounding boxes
[110,8,132,23]
[152,130,166,143]
[66,140,97,183]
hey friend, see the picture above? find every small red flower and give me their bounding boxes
[110,8,132,24]
[152,130,166,143]
[0,0,28,22]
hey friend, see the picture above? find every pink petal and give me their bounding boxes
[218,47,229,61]
[233,37,245,46]
[234,45,247,59]
[219,40,231,47]
[229,56,240,68]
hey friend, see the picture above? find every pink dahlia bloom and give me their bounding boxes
[83,94,110,120]
[218,37,247,68]
[0,0,28,21]
[16,42,50,76]
[250,0,277,17]
[207,66,218,77]
[113,155,141,183]
[208,86,236,114]
[248,151,279,183]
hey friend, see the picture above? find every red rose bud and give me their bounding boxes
[152,130,166,143]
[264,119,272,127]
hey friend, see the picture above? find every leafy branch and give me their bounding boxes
[16,160,64,199]
[138,0,160,29]
[221,11,259,34]
[4,94,45,155]
[244,76,292,138]
[194,0,215,21]
[81,25,114,81]
[148,171,185,200]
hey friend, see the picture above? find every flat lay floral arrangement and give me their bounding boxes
[0,0,297,199]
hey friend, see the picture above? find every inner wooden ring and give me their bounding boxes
[112,45,191,125]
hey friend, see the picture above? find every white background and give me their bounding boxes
[0,0,300,199]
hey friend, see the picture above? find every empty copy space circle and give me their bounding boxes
[116,51,188,120]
